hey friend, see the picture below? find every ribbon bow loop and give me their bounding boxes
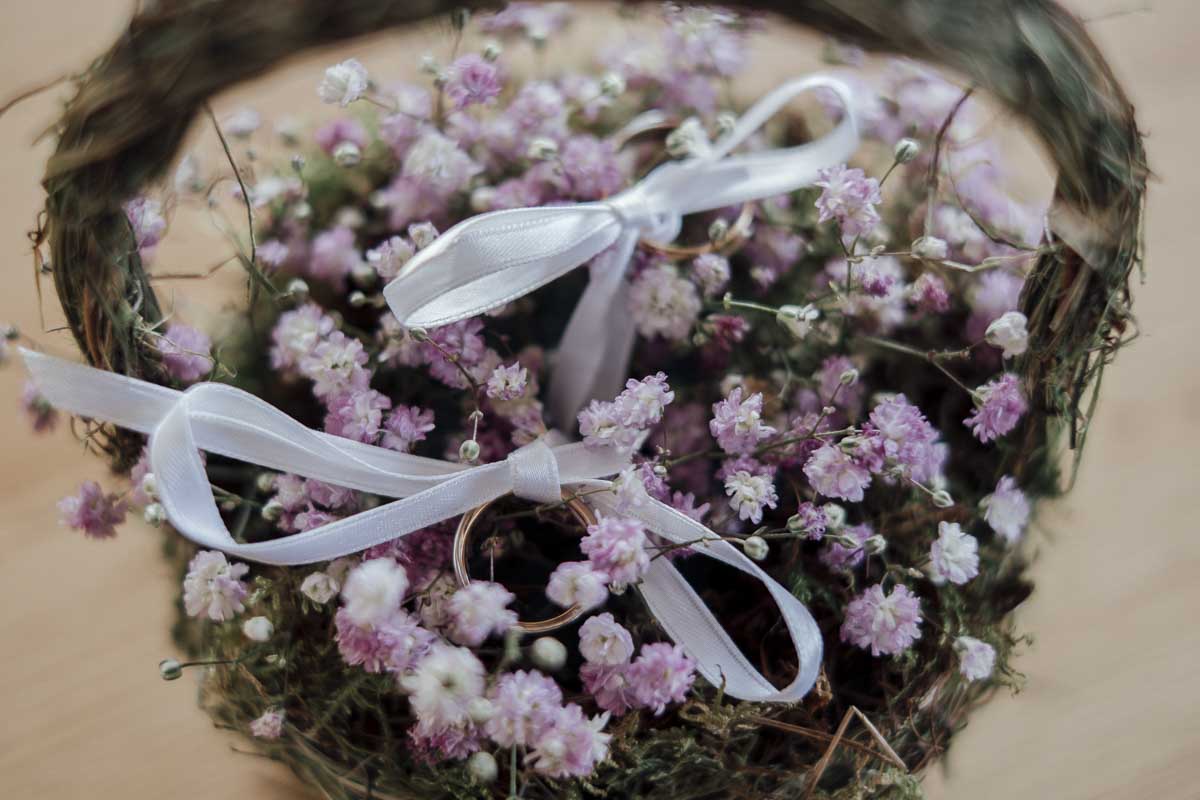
[384,74,860,427]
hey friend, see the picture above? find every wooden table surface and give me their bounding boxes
[1,1,1197,797]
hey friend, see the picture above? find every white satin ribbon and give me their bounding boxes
[23,347,823,702]
[383,75,861,427]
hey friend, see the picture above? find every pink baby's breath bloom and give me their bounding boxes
[928,522,980,586]
[270,303,335,370]
[814,164,882,237]
[58,481,127,539]
[866,395,942,482]
[249,708,285,739]
[183,550,249,621]
[840,583,923,657]
[323,389,390,443]
[21,381,57,433]
[581,662,638,715]
[558,135,625,199]
[955,635,997,681]
[616,372,674,428]
[628,263,701,342]
[486,362,529,401]
[407,720,482,764]
[578,399,639,451]
[628,642,696,715]
[580,516,650,586]
[381,405,435,453]
[445,54,503,109]
[526,703,611,779]
[546,561,609,611]
[157,323,213,384]
[910,272,950,314]
[299,331,369,399]
[980,475,1030,544]
[804,442,873,503]
[964,373,1027,443]
[421,319,488,389]
[791,501,828,540]
[486,670,564,748]
[709,388,776,455]
[447,581,517,646]
[365,236,415,281]
[309,226,363,283]
[578,612,634,666]
[124,196,166,251]
[821,522,872,571]
[691,253,730,297]
[314,117,369,154]
[318,59,369,106]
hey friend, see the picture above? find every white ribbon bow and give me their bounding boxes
[383,75,860,427]
[24,348,823,703]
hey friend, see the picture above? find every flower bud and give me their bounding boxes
[419,54,439,75]
[255,472,277,494]
[823,503,847,530]
[159,658,183,681]
[911,236,949,261]
[333,141,362,167]
[348,290,369,308]
[708,218,730,243]
[665,118,709,158]
[143,503,167,527]
[742,535,769,561]
[242,616,274,642]
[786,515,804,534]
[261,499,285,522]
[290,154,306,173]
[409,222,439,250]
[600,72,626,97]
[140,472,159,500]
[470,186,497,213]
[893,138,920,163]
[285,278,310,301]
[526,137,559,161]
[467,697,496,725]
[467,751,498,784]
[482,41,503,62]
[931,489,955,509]
[351,261,377,289]
[530,637,568,671]
[839,368,860,386]
[459,439,481,463]
[863,535,887,556]
[715,111,738,137]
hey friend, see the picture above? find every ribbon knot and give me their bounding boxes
[383,74,861,427]
[506,438,562,505]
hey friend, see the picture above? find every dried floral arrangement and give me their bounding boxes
[7,1,1146,798]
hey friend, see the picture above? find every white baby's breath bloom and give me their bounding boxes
[666,117,711,158]
[985,311,1029,358]
[300,570,340,604]
[911,235,949,261]
[928,522,980,586]
[403,644,486,730]
[222,107,261,138]
[340,558,409,627]
[776,304,819,340]
[318,59,370,106]
[724,471,778,525]
[980,475,1030,544]
[242,616,274,642]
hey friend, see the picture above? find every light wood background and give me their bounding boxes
[1,1,1196,797]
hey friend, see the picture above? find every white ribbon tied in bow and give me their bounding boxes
[24,348,824,703]
[383,75,860,427]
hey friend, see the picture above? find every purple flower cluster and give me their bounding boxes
[57,481,127,539]
[841,583,923,656]
[579,615,696,716]
[814,164,882,238]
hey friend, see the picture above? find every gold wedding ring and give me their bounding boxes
[452,489,597,634]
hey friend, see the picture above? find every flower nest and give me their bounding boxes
[29,1,1145,799]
